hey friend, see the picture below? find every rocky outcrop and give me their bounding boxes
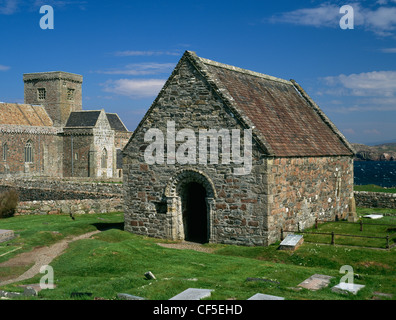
[352,143,396,161]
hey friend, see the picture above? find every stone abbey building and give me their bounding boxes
[0,71,131,179]
[123,51,355,246]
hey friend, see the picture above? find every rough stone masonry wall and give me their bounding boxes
[354,191,396,209]
[267,156,354,244]
[24,73,83,127]
[123,57,269,246]
[62,131,93,178]
[0,177,122,201]
[16,198,122,216]
[0,128,62,177]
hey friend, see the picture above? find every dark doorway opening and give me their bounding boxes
[182,182,208,243]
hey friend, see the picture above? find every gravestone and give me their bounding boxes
[169,288,213,300]
[347,196,358,222]
[364,214,383,220]
[117,293,145,300]
[0,230,14,243]
[332,283,365,295]
[279,234,304,251]
[247,293,284,300]
[144,271,156,280]
[298,274,334,291]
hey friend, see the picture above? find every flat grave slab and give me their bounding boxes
[279,234,304,251]
[169,288,213,300]
[247,293,284,300]
[363,214,383,219]
[117,293,145,300]
[298,274,334,291]
[0,230,14,243]
[332,283,365,295]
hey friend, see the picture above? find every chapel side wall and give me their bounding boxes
[123,57,270,246]
[63,133,93,177]
[0,130,62,177]
[266,156,354,244]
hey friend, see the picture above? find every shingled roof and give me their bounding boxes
[65,111,101,128]
[106,113,128,132]
[129,51,354,157]
[189,51,354,157]
[0,103,53,127]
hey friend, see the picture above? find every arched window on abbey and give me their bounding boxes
[101,148,108,169]
[24,140,33,163]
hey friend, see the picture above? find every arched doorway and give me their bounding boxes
[164,169,217,243]
[181,182,208,243]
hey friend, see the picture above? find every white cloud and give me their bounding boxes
[364,129,381,135]
[323,71,396,97]
[268,4,340,28]
[96,62,175,76]
[319,70,396,114]
[114,50,180,57]
[381,47,396,52]
[267,2,396,36]
[0,64,10,71]
[0,0,88,14]
[102,79,166,98]
[0,0,18,15]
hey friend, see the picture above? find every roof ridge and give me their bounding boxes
[196,55,291,85]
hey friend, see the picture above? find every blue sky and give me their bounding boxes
[0,0,395,145]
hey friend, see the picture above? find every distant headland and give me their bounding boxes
[352,143,396,161]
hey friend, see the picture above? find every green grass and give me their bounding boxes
[297,208,396,249]
[0,213,124,264]
[354,184,396,193]
[0,212,395,300]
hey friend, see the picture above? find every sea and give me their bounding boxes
[354,161,396,188]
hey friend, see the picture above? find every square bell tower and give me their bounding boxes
[23,71,83,127]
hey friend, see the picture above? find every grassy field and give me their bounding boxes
[0,210,395,300]
[354,184,396,193]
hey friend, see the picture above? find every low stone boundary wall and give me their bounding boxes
[354,191,396,209]
[0,178,123,201]
[16,198,122,216]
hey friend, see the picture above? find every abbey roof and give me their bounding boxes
[0,103,53,127]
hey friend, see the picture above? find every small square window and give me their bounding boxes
[37,88,46,100]
[67,88,75,101]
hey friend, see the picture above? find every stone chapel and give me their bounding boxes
[122,51,355,246]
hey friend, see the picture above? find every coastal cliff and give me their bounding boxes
[352,143,396,161]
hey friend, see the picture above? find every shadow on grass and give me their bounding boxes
[91,222,124,232]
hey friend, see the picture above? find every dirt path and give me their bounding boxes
[0,230,100,287]
[157,241,215,253]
